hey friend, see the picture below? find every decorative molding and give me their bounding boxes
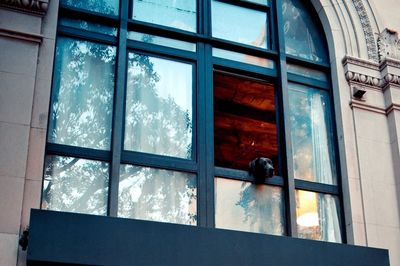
[380,57,400,70]
[378,28,400,63]
[0,27,42,43]
[351,101,400,116]
[345,71,381,87]
[381,74,400,89]
[0,0,49,16]
[350,100,386,115]
[342,56,380,70]
[352,0,379,62]
[386,103,400,115]
[343,56,382,91]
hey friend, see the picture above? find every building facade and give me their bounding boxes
[0,0,399,265]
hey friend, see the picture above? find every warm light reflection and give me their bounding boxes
[297,212,319,227]
[296,190,319,227]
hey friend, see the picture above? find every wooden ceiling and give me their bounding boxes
[214,71,279,171]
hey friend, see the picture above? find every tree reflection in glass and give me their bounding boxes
[288,83,337,185]
[118,165,197,225]
[42,156,109,215]
[48,37,115,150]
[124,53,193,159]
[282,0,328,63]
[215,178,285,235]
[61,0,119,15]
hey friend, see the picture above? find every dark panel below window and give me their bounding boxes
[27,210,389,266]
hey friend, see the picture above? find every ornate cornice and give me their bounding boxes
[0,0,49,16]
[342,56,380,70]
[352,0,379,62]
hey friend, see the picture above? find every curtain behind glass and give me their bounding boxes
[318,193,342,242]
[289,83,337,185]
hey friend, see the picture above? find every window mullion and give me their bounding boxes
[108,0,129,217]
[204,43,216,228]
[274,0,297,237]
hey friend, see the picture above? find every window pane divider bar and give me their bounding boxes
[58,4,120,21]
[204,44,215,228]
[287,73,330,90]
[108,0,129,217]
[59,6,120,26]
[197,42,207,227]
[294,179,339,195]
[57,26,117,45]
[215,0,270,11]
[126,40,197,61]
[212,58,277,77]
[121,151,198,173]
[274,0,297,237]
[286,54,330,69]
[215,167,285,186]
[46,143,111,161]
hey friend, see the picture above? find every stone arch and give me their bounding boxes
[305,0,384,245]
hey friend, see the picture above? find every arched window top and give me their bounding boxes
[283,0,328,64]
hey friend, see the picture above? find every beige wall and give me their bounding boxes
[0,0,58,265]
[0,0,399,265]
[316,1,400,265]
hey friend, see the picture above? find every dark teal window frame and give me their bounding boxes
[43,0,346,243]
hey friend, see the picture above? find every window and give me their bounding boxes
[42,0,345,243]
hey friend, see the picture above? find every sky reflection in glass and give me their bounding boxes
[212,0,268,49]
[133,0,197,32]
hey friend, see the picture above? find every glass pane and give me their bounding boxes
[287,63,328,82]
[118,165,197,225]
[124,53,193,159]
[213,48,275,68]
[59,17,118,36]
[296,190,342,243]
[61,0,119,16]
[214,71,278,172]
[128,31,196,52]
[215,177,285,235]
[48,37,115,150]
[283,0,328,63]
[212,0,268,48]
[132,0,196,32]
[42,156,109,215]
[288,83,337,185]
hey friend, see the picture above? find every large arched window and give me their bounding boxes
[43,0,344,243]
